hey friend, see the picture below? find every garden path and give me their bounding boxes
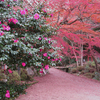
[16,68,100,100]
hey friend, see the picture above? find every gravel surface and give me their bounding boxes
[16,68,100,100]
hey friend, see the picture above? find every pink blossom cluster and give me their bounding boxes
[5,90,10,98]
[20,10,26,15]
[0,31,5,36]
[2,25,10,31]
[8,18,18,24]
[51,58,61,61]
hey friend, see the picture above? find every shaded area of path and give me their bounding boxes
[16,68,100,100]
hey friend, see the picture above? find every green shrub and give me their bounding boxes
[93,72,100,80]
[84,66,90,73]
[87,61,95,67]
[7,71,21,84]
[84,73,95,78]
[71,68,78,73]
[0,72,7,81]
[20,69,28,81]
[0,81,28,100]
[81,70,85,74]
[77,66,84,71]
[89,68,95,73]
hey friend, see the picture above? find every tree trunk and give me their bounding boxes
[80,42,83,66]
[71,42,79,67]
[91,55,99,72]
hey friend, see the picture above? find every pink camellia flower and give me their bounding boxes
[34,13,39,20]
[25,8,28,12]
[43,53,47,57]
[59,58,61,61]
[8,69,12,73]
[31,46,33,48]
[38,37,41,40]
[13,19,18,24]
[44,37,47,40]
[20,10,26,15]
[45,65,49,70]
[5,90,10,98]
[39,49,42,52]
[0,32,5,36]
[48,56,50,59]
[2,25,6,30]
[51,59,55,61]
[43,10,46,13]
[14,39,18,43]
[6,90,9,93]
[7,5,10,7]
[39,68,43,73]
[8,18,18,24]
[22,62,26,67]
[0,21,1,24]
[50,14,53,17]
[48,40,51,44]
[6,26,10,31]
[56,58,58,61]
[8,18,13,22]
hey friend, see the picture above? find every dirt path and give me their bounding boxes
[16,68,100,100]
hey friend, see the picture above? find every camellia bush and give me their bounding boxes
[0,0,61,99]
[0,0,61,70]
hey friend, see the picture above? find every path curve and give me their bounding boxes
[16,68,100,100]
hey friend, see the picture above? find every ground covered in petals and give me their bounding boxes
[16,68,100,100]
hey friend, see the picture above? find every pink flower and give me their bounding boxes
[34,13,39,20]
[25,8,28,12]
[2,25,6,30]
[8,69,12,73]
[7,5,10,7]
[43,10,46,13]
[0,32,5,36]
[6,26,10,31]
[43,53,47,57]
[13,19,18,24]
[39,49,42,52]
[31,46,33,48]
[51,59,55,61]
[8,18,18,24]
[20,10,26,15]
[5,90,10,98]
[0,21,1,24]
[39,68,43,73]
[48,40,51,44]
[44,37,47,40]
[14,39,18,43]
[59,58,61,61]
[8,18,13,22]
[48,56,50,59]
[45,65,49,70]
[50,14,53,17]
[6,90,9,93]
[56,58,58,61]
[22,62,26,67]
[38,37,41,40]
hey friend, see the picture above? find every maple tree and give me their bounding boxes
[43,0,100,70]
